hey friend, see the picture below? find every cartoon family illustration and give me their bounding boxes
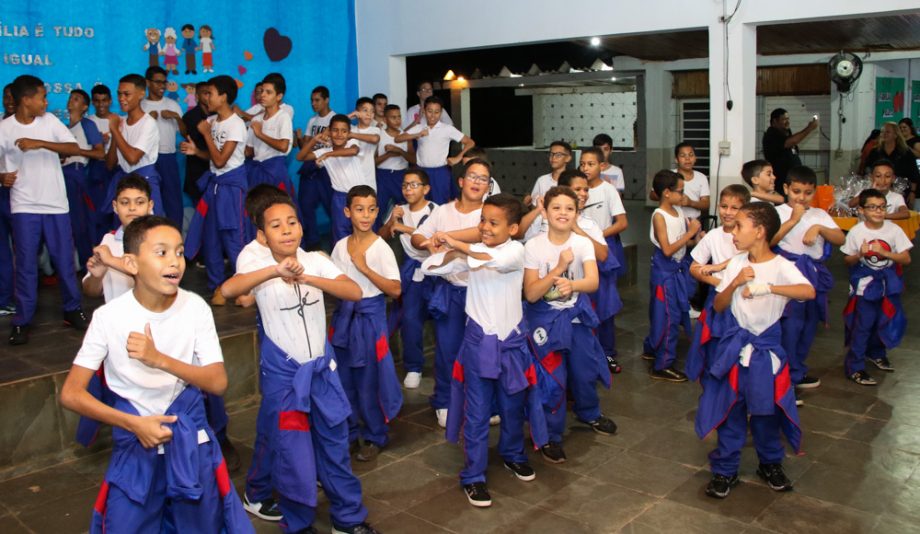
[143,24,215,75]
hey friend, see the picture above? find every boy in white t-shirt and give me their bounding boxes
[842,189,912,385]
[372,93,387,128]
[422,193,545,508]
[141,66,187,226]
[396,96,475,204]
[63,89,106,267]
[378,168,434,389]
[103,74,163,227]
[741,159,784,205]
[696,202,814,499]
[374,104,416,228]
[244,73,295,196]
[459,148,502,200]
[330,186,403,462]
[772,166,845,390]
[180,75,249,303]
[847,159,910,220]
[296,114,365,243]
[527,141,572,206]
[348,97,381,189]
[651,143,711,220]
[411,159,491,427]
[88,84,116,241]
[524,187,615,465]
[643,170,702,382]
[685,185,750,382]
[1,75,87,345]
[593,133,626,193]
[296,85,335,248]
[60,215,251,532]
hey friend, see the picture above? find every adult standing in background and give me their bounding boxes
[762,108,818,194]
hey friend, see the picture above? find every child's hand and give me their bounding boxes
[351,250,369,272]
[94,244,115,265]
[385,144,400,153]
[14,138,43,152]
[148,110,159,120]
[86,255,107,278]
[196,120,211,136]
[417,128,429,139]
[251,121,263,135]
[535,196,546,218]
[791,202,807,222]
[160,110,180,121]
[446,155,462,166]
[316,131,330,144]
[553,276,574,298]
[315,153,329,164]
[1,171,17,187]
[697,230,707,241]
[179,139,197,155]
[687,218,702,237]
[108,114,122,130]
[802,225,821,246]
[699,264,723,275]
[130,414,177,449]
[235,293,256,308]
[126,323,164,368]
[347,110,358,120]
[732,266,755,289]
[558,247,575,269]
[391,205,405,221]
[276,257,305,279]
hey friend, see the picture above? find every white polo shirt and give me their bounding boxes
[776,204,839,260]
[0,113,76,214]
[141,97,183,154]
[331,236,400,298]
[116,113,159,172]
[405,121,464,168]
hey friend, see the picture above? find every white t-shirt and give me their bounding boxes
[601,165,626,192]
[676,170,711,220]
[331,236,400,298]
[841,221,913,295]
[530,172,557,205]
[305,110,335,148]
[691,226,738,279]
[403,104,453,130]
[885,190,907,214]
[406,121,464,168]
[413,201,483,287]
[141,98,183,154]
[377,128,409,171]
[239,248,343,364]
[246,110,293,161]
[64,119,92,167]
[353,125,379,185]
[207,114,247,175]
[717,253,811,335]
[82,227,134,302]
[199,37,213,53]
[650,206,689,262]
[583,180,626,233]
[776,204,839,260]
[72,289,223,416]
[89,113,112,151]
[236,239,272,269]
[313,141,369,192]
[117,113,159,172]
[524,232,596,310]
[0,113,76,215]
[387,201,436,268]
[245,102,295,128]
[422,239,523,340]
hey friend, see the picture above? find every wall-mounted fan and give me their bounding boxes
[828,51,863,93]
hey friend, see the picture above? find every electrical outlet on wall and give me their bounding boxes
[718,140,731,156]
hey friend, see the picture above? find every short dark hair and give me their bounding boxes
[404,167,430,185]
[145,66,167,80]
[786,165,817,187]
[580,147,604,162]
[246,184,291,227]
[674,141,694,157]
[383,104,400,114]
[424,96,444,109]
[416,80,433,91]
[464,146,488,162]
[739,202,781,242]
[312,85,330,99]
[123,215,180,255]
[119,74,147,91]
[195,81,211,91]
[347,185,377,207]
[209,75,238,105]
[115,174,152,198]
[770,108,787,121]
[652,169,681,197]
[543,186,579,211]
[181,23,194,32]
[741,159,772,187]
[720,184,751,204]
[11,75,44,103]
[90,84,111,98]
[355,96,374,109]
[592,133,613,148]
[70,89,90,107]
[252,194,297,230]
[549,140,572,154]
[462,157,492,177]
[858,188,886,208]
[484,193,523,225]
[262,73,286,96]
[372,93,387,103]
[869,158,896,174]
[329,113,351,129]
[557,169,587,187]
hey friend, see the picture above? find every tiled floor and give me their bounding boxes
[1,202,919,533]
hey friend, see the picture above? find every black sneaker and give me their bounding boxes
[541,441,567,464]
[606,354,622,374]
[463,482,492,507]
[503,461,536,481]
[795,375,821,389]
[219,436,241,473]
[650,367,688,382]
[63,309,89,330]
[332,523,381,534]
[848,370,877,386]
[705,473,739,499]
[641,352,655,361]
[868,357,895,372]
[9,325,29,345]
[582,415,617,436]
[356,442,381,462]
[243,494,283,521]
[757,463,793,492]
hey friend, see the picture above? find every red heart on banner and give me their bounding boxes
[238,65,247,76]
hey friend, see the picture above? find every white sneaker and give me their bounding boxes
[436,408,448,428]
[404,371,421,389]
[489,415,501,426]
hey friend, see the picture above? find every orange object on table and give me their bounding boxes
[832,211,920,240]
[811,185,834,210]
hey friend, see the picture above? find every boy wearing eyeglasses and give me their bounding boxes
[841,188,912,385]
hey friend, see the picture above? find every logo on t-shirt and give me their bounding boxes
[864,239,892,269]
[532,327,548,346]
